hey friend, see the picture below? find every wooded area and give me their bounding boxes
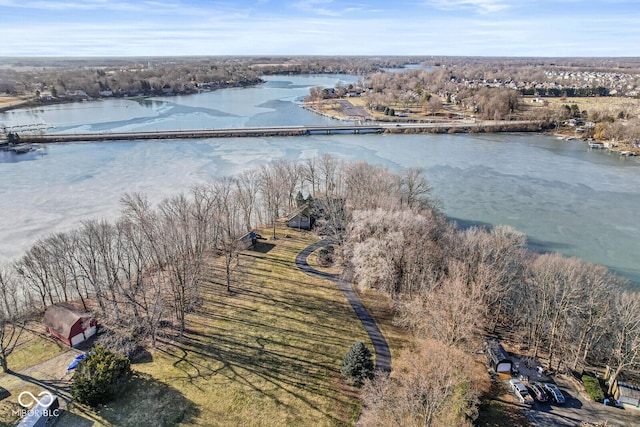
[2,154,639,424]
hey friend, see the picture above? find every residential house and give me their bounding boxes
[44,303,97,347]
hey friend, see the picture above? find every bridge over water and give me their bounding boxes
[14,121,542,143]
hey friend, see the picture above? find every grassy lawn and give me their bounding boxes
[475,399,532,427]
[0,327,68,427]
[4,325,68,372]
[64,228,374,426]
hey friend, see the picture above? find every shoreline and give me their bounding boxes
[304,99,640,155]
[2,95,635,157]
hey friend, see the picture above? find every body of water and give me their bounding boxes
[1,75,639,284]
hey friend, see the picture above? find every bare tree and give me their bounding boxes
[45,232,88,308]
[234,169,261,231]
[157,194,206,336]
[344,161,399,211]
[317,153,340,196]
[303,157,319,198]
[0,263,26,372]
[73,219,112,315]
[349,208,449,299]
[449,225,527,333]
[259,163,287,239]
[15,242,55,308]
[273,160,303,211]
[397,261,484,347]
[517,254,588,368]
[360,339,480,427]
[606,291,640,394]
[399,167,433,210]
[567,264,619,371]
[211,177,244,292]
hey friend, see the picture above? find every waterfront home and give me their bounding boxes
[44,303,97,347]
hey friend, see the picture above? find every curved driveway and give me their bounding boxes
[295,240,391,372]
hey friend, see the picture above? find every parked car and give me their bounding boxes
[509,378,535,405]
[528,381,548,402]
[543,383,566,404]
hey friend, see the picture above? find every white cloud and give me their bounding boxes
[427,0,510,14]
[292,0,343,17]
[1,0,638,56]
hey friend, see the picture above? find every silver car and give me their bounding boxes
[509,378,535,405]
[543,383,566,404]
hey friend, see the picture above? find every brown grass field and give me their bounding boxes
[534,96,640,118]
[0,95,28,110]
[0,228,408,427]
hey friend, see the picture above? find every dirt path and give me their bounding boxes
[295,240,391,372]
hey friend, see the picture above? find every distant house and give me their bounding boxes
[484,338,513,373]
[287,204,313,230]
[44,303,97,347]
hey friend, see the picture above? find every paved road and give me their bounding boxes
[295,240,391,372]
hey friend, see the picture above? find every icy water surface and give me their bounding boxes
[1,75,639,284]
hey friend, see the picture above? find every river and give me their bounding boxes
[1,75,639,284]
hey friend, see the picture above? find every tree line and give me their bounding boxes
[0,56,415,100]
[337,165,639,424]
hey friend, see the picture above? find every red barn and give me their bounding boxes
[44,303,97,347]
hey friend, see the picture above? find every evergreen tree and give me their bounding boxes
[71,345,132,406]
[340,342,374,387]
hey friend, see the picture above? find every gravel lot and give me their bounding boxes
[506,374,640,427]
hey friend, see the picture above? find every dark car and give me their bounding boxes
[528,381,548,402]
[543,383,566,404]
[0,386,9,401]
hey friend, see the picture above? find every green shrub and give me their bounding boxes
[72,345,132,407]
[340,342,374,387]
[581,374,605,402]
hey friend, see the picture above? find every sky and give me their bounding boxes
[0,0,639,57]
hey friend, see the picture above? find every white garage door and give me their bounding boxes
[71,333,85,347]
[84,326,97,339]
[497,362,511,373]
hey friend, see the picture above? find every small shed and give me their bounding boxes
[604,366,640,409]
[238,231,258,249]
[484,338,512,373]
[613,382,640,409]
[44,303,97,347]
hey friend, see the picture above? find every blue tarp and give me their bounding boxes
[67,353,87,371]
